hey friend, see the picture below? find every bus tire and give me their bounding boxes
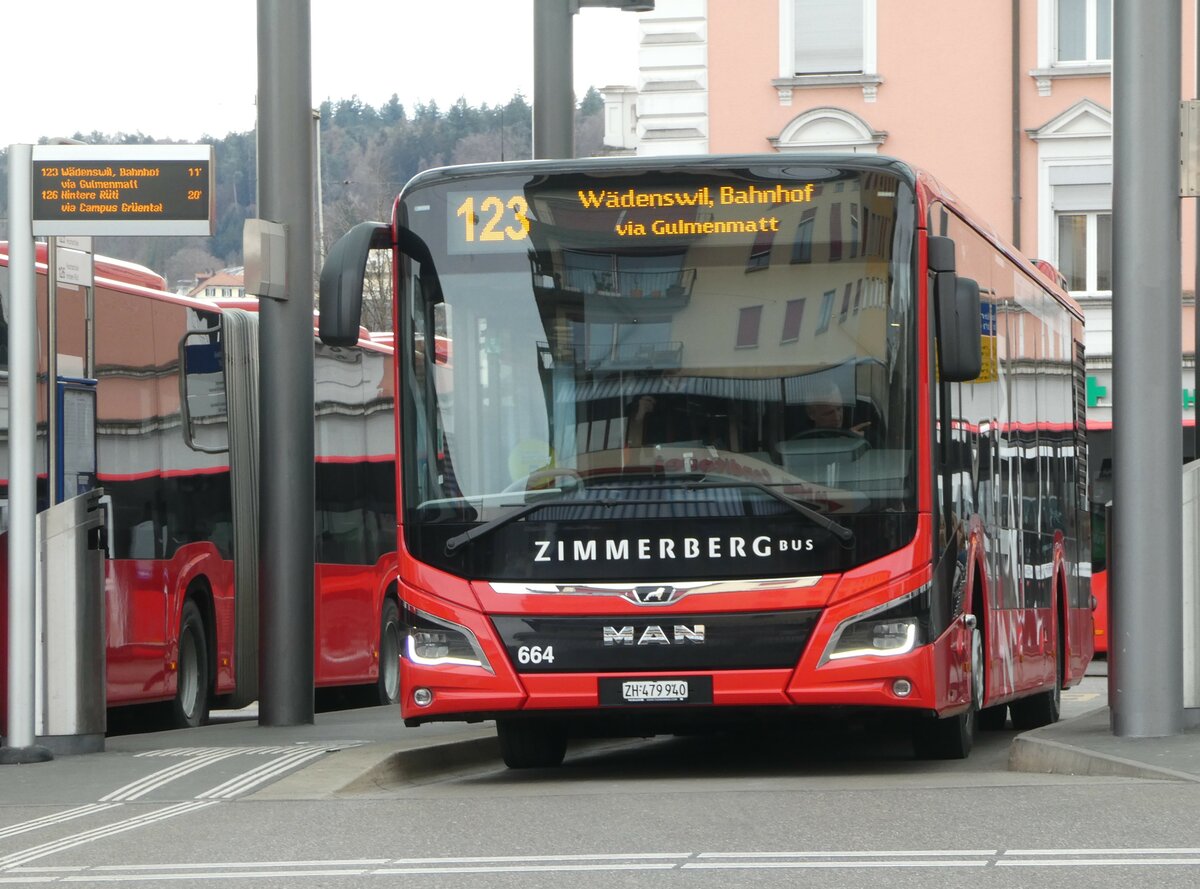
[1009,644,1062,730]
[978,703,1008,731]
[912,623,981,759]
[497,720,568,769]
[376,598,401,706]
[172,600,211,729]
[974,603,1008,730]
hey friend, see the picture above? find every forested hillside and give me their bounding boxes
[0,88,607,295]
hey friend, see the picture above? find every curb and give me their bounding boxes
[1009,733,1200,783]
[249,726,500,800]
[337,735,503,795]
[1008,706,1200,784]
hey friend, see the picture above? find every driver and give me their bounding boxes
[805,380,870,436]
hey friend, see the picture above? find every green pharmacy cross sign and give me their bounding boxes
[1086,375,1198,411]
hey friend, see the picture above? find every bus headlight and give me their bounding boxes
[403,606,493,672]
[822,584,930,663]
[827,617,920,660]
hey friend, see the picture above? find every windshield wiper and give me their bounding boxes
[443,473,854,556]
[682,477,854,544]
[443,492,623,556]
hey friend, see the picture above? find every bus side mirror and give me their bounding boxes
[939,276,983,382]
[318,221,391,347]
[927,236,982,382]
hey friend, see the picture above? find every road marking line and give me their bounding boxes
[102,749,251,801]
[698,850,999,858]
[197,747,331,799]
[1006,847,1200,855]
[683,860,990,869]
[997,858,1200,867]
[0,802,218,871]
[5,849,1200,884]
[386,853,691,864]
[0,805,121,841]
[91,859,392,870]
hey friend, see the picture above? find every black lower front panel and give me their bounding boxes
[491,609,820,673]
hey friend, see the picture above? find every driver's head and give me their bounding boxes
[805,379,845,429]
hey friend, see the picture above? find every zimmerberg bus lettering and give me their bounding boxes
[532,535,814,563]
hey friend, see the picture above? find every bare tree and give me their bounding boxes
[165,246,224,292]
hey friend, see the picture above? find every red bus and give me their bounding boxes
[1086,423,1111,654]
[0,243,400,733]
[319,155,1093,766]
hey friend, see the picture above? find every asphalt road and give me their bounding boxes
[6,667,1200,888]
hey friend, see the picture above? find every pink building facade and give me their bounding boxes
[602,0,1200,440]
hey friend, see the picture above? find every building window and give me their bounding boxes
[1057,212,1111,294]
[816,291,835,334]
[1057,0,1111,63]
[737,306,763,348]
[792,0,865,74]
[776,2,879,103]
[791,208,817,262]
[838,283,852,322]
[782,299,805,342]
[746,227,776,272]
[829,204,844,262]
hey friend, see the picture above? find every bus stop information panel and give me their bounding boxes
[31,144,214,236]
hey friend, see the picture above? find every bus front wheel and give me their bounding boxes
[376,599,401,706]
[912,625,981,759]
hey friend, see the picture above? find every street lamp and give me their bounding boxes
[533,0,653,159]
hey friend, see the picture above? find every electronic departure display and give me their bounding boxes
[31,145,214,236]
[445,180,818,254]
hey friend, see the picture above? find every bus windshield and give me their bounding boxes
[399,160,918,579]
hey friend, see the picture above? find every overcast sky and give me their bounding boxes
[1,1,642,146]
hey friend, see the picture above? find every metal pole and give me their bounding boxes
[1010,0,1021,250]
[47,239,59,506]
[1,144,52,763]
[1110,0,1185,736]
[313,109,325,272]
[1195,0,1200,462]
[256,0,316,726]
[534,0,575,159]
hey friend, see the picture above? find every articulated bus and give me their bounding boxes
[319,155,1093,767]
[0,244,400,733]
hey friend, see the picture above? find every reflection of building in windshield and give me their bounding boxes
[523,171,902,478]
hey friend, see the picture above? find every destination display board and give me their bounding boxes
[31,144,214,236]
[446,180,817,254]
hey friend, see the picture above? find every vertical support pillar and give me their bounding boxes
[256,0,316,725]
[534,0,575,159]
[1110,0,1185,736]
[1,144,52,763]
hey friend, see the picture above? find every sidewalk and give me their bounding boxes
[1009,706,1200,782]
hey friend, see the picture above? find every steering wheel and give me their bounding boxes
[790,428,869,458]
[793,428,860,440]
[502,467,583,493]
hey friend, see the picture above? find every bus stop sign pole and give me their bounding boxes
[1,145,54,764]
